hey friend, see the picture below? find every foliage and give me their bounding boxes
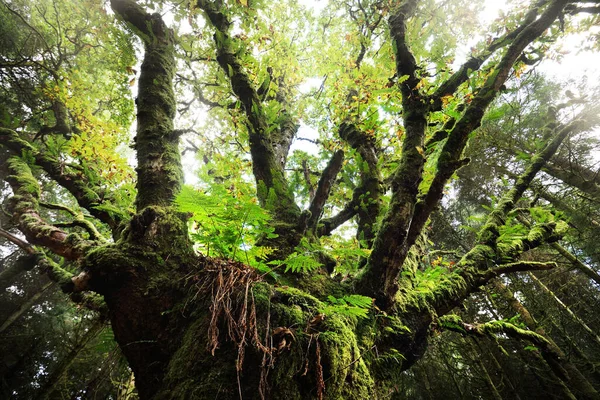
[176,184,275,267]
[323,294,373,319]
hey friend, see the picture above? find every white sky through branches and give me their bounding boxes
[164,0,600,184]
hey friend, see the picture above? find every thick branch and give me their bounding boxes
[54,220,105,242]
[197,0,300,222]
[481,261,556,280]
[0,127,123,231]
[357,2,430,304]
[338,123,382,245]
[112,0,183,211]
[1,157,97,292]
[418,219,565,321]
[388,0,420,98]
[3,156,92,260]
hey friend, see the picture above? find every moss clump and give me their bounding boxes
[318,314,375,399]
[153,271,381,400]
[6,157,41,199]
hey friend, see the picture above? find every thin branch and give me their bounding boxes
[40,201,78,216]
[437,315,560,360]
[54,220,106,242]
[0,228,35,254]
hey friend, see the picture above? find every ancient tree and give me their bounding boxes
[1,0,600,398]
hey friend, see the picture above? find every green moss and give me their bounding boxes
[274,285,322,311]
[6,157,41,199]
[438,314,467,334]
[317,313,375,399]
[153,275,382,399]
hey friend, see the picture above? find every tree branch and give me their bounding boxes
[0,227,35,254]
[406,7,586,280]
[437,315,561,361]
[317,203,359,237]
[307,150,345,232]
[0,127,124,232]
[196,0,300,222]
[357,0,438,306]
[338,122,382,245]
[429,0,544,111]
[111,0,182,211]
[3,156,93,260]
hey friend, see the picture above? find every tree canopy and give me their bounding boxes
[1,0,600,398]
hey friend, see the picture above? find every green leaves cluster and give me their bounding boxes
[176,184,276,267]
[324,294,373,319]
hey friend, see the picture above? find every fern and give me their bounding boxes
[176,184,276,270]
[268,252,323,273]
[323,295,373,319]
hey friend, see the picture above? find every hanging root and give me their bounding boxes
[196,260,268,356]
[194,259,275,398]
[192,259,326,399]
[315,339,325,400]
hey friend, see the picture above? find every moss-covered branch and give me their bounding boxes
[111,0,182,211]
[196,0,300,223]
[408,1,572,265]
[0,127,124,232]
[416,220,565,320]
[471,115,588,254]
[437,313,600,398]
[357,0,429,307]
[0,227,90,292]
[492,280,600,398]
[438,315,558,358]
[337,123,382,245]
[54,220,105,242]
[3,156,93,260]
[39,201,106,241]
[388,0,420,99]
[1,158,97,292]
[404,100,593,316]
[307,150,345,232]
[39,201,78,217]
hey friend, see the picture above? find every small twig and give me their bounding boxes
[0,228,35,253]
